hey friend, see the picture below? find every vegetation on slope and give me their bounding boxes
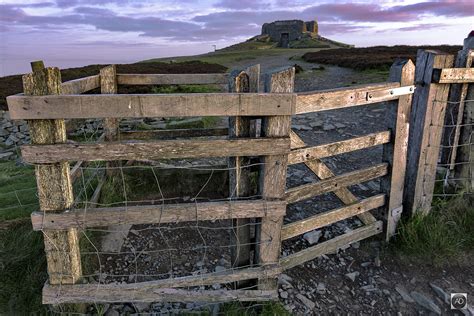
[0,61,227,111]
[303,45,462,71]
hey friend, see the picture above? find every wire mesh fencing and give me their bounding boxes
[434,98,473,198]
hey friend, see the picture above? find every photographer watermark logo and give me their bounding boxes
[451,293,467,310]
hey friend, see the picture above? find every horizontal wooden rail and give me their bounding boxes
[31,200,287,230]
[119,127,229,140]
[280,221,383,270]
[295,82,407,114]
[44,264,279,303]
[288,131,391,165]
[44,286,277,304]
[281,194,385,240]
[117,73,229,85]
[7,93,294,119]
[61,75,100,94]
[285,163,388,204]
[21,137,290,163]
[432,67,474,83]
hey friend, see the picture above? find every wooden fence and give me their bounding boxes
[7,57,423,305]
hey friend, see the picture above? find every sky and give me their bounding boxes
[0,0,473,76]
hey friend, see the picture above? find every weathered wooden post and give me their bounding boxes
[229,65,260,284]
[382,59,415,239]
[404,50,454,214]
[258,67,293,290]
[452,40,474,192]
[23,61,82,284]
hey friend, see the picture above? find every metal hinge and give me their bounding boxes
[391,206,403,218]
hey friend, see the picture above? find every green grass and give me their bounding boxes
[394,194,474,265]
[221,302,289,315]
[151,84,221,94]
[0,161,37,221]
[0,221,48,314]
[144,47,329,68]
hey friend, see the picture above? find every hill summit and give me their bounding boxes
[221,19,352,51]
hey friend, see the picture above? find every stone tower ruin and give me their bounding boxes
[261,19,318,48]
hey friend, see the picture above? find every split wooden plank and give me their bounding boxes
[43,265,280,303]
[61,75,100,94]
[288,131,391,165]
[21,137,290,163]
[285,163,388,204]
[280,221,383,270]
[382,59,416,240]
[119,127,228,140]
[258,67,294,291]
[281,194,385,240]
[444,49,473,169]
[23,61,81,285]
[43,287,277,304]
[432,67,474,83]
[228,67,258,274]
[31,200,287,230]
[7,93,294,119]
[290,130,306,149]
[405,50,455,214]
[295,82,402,114]
[117,73,229,85]
[289,131,377,225]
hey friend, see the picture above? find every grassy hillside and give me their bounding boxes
[303,45,462,71]
[0,61,227,111]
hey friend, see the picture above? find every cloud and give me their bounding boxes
[215,0,270,10]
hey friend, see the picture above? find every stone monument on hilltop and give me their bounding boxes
[261,19,318,48]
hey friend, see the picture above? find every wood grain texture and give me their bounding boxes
[21,138,290,163]
[432,67,474,83]
[405,50,455,214]
[61,75,100,94]
[258,67,294,291]
[289,131,376,225]
[119,128,229,140]
[288,131,390,165]
[117,73,228,85]
[285,163,388,204]
[23,64,81,285]
[295,82,400,114]
[454,48,474,191]
[280,221,383,270]
[281,194,385,240]
[43,287,277,304]
[383,59,415,240]
[31,200,287,230]
[228,68,254,273]
[7,93,294,119]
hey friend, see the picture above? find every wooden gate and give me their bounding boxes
[6,60,417,305]
[279,61,415,270]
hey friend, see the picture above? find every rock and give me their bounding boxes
[134,302,149,312]
[0,128,8,137]
[323,123,335,131]
[351,241,360,249]
[395,285,414,303]
[0,152,14,160]
[280,290,289,299]
[303,230,322,245]
[334,122,346,128]
[429,283,449,304]
[292,124,312,131]
[105,307,120,316]
[316,282,326,294]
[296,293,315,310]
[345,272,359,282]
[214,266,226,273]
[411,291,441,315]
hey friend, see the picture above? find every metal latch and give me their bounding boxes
[389,85,415,97]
